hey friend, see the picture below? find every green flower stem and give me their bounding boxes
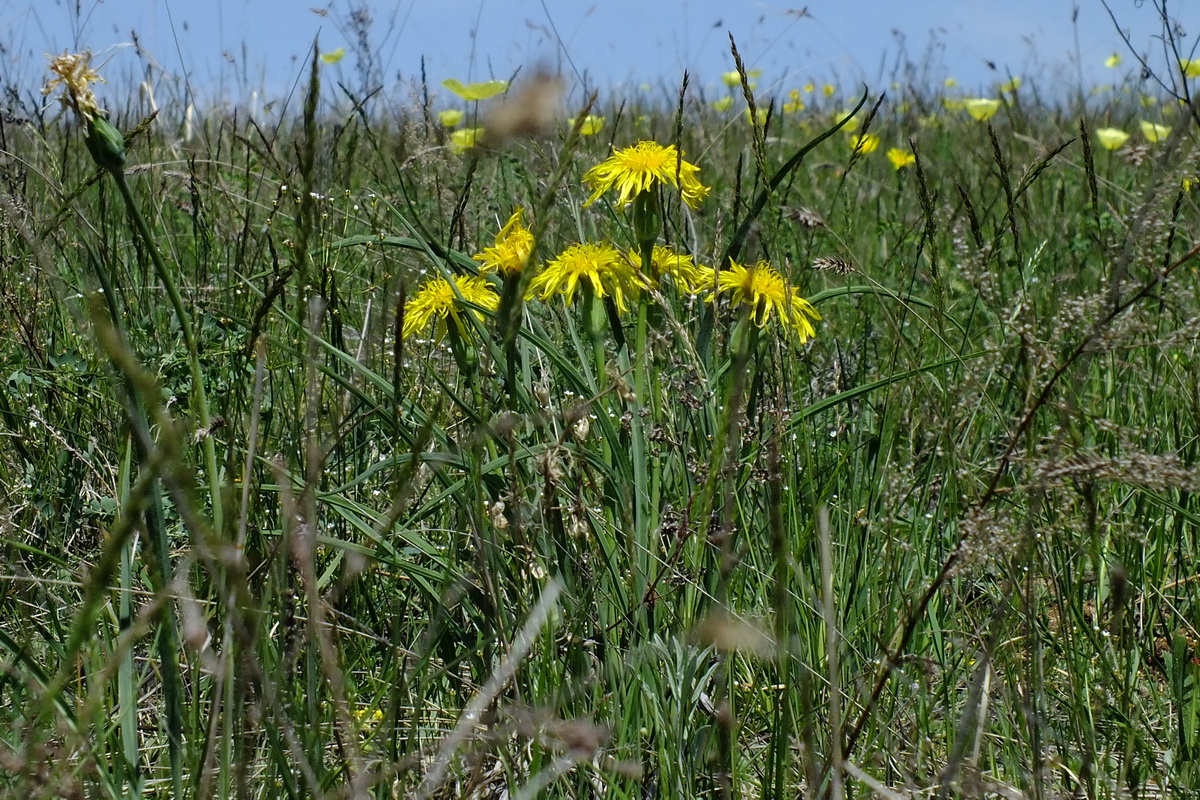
[109,166,225,538]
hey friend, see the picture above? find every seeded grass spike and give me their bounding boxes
[402,275,500,340]
[709,259,821,342]
[582,141,710,209]
[474,208,534,276]
[527,242,647,313]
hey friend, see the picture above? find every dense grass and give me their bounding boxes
[1,39,1199,800]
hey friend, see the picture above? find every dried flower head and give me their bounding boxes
[811,256,855,275]
[44,50,107,122]
[783,206,827,229]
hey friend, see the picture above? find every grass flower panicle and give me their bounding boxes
[473,208,534,276]
[709,259,821,342]
[582,141,710,210]
[44,50,107,122]
[527,242,647,313]
[402,274,500,340]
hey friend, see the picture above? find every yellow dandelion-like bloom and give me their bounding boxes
[944,78,959,88]
[582,140,710,209]
[402,274,500,340]
[44,50,107,122]
[886,147,915,170]
[822,84,836,97]
[438,108,465,127]
[963,98,1001,121]
[712,96,734,112]
[320,48,346,64]
[783,89,805,114]
[803,82,815,93]
[1183,176,1198,192]
[1105,53,1122,68]
[1140,120,1170,143]
[743,106,767,126]
[634,244,707,294]
[836,109,860,131]
[999,77,1022,94]
[442,78,508,101]
[850,133,880,155]
[473,208,534,276]
[449,127,484,153]
[568,115,605,135]
[709,259,820,342]
[527,242,647,313]
[722,69,761,88]
[1181,59,1200,78]
[1094,127,1129,150]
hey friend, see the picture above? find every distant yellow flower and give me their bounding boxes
[1105,53,1122,68]
[449,127,484,153]
[402,274,499,340]
[942,97,965,111]
[850,133,880,155]
[722,69,761,88]
[473,208,534,276]
[635,244,707,293]
[709,259,820,342]
[442,78,508,101]
[943,78,959,88]
[582,140,709,209]
[743,106,767,126]
[712,96,734,112]
[1140,94,1159,107]
[803,82,815,93]
[1000,77,1021,93]
[1140,120,1170,142]
[438,108,465,127]
[1094,127,1129,150]
[1181,59,1200,78]
[823,83,836,97]
[569,115,605,135]
[783,89,805,113]
[320,48,346,64]
[836,109,860,131]
[1183,175,1198,192]
[43,50,106,122]
[527,242,647,313]
[963,98,1001,121]
[886,147,915,170]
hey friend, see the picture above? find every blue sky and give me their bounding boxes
[4,0,1196,108]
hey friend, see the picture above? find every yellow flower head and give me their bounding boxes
[783,89,805,114]
[722,69,761,88]
[44,50,107,122]
[803,82,815,93]
[527,242,647,313]
[1105,53,1122,68]
[320,48,346,64]
[582,140,710,210]
[473,208,534,276]
[438,108,465,127]
[999,76,1022,94]
[568,114,605,135]
[963,98,1001,121]
[402,274,499,340]
[708,259,821,342]
[823,83,836,97]
[886,147,915,170]
[1140,119,1170,143]
[449,127,485,153]
[712,96,734,112]
[634,244,707,294]
[1094,127,1129,151]
[442,78,508,101]
[850,133,880,155]
[743,106,767,126]
[1181,59,1200,79]
[943,78,959,88]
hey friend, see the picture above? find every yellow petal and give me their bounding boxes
[320,47,346,64]
[442,78,508,101]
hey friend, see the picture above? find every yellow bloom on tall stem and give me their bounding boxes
[442,78,508,101]
[1180,59,1200,78]
[44,50,107,122]
[1094,127,1129,150]
[1140,120,1170,142]
[850,133,880,155]
[633,244,706,293]
[886,147,915,170]
[449,127,484,153]
[402,274,499,340]
[582,141,710,209]
[473,208,534,276]
[964,98,1001,121]
[527,242,647,313]
[709,259,821,342]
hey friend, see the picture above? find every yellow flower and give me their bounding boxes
[438,109,465,127]
[1140,94,1159,107]
[634,244,707,293]
[402,274,500,340]
[1183,176,1198,192]
[1105,53,1122,68]
[803,82,815,93]
[320,48,346,64]
[442,78,508,101]
[582,140,709,210]
[1094,127,1129,150]
[823,83,836,97]
[886,147,915,170]
[850,133,880,155]
[963,98,1001,121]
[942,97,965,111]
[743,106,767,126]
[783,89,805,113]
[527,242,647,313]
[1140,120,1170,142]
[1000,77,1021,94]
[1181,59,1200,78]
[943,78,959,88]
[473,208,534,276]
[722,69,761,88]
[709,259,820,342]
[712,96,734,112]
[449,127,484,153]
[43,50,107,122]
[568,115,604,135]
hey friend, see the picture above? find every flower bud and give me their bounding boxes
[85,116,126,173]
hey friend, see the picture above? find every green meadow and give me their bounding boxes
[1,33,1199,800]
